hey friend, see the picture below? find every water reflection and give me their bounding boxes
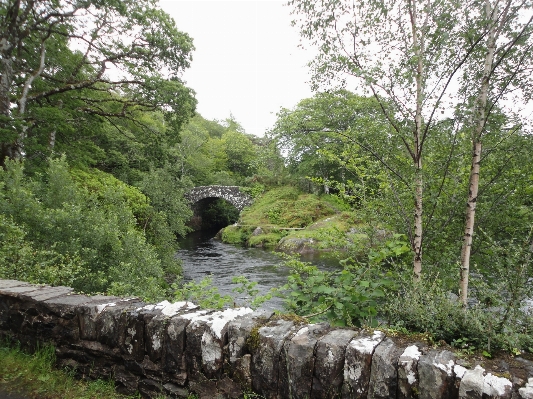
[176,229,340,311]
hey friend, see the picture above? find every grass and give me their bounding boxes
[240,186,336,228]
[0,341,173,399]
[224,186,386,252]
[226,186,344,248]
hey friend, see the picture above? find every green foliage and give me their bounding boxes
[172,274,272,311]
[0,341,139,399]
[136,164,193,276]
[221,226,245,244]
[240,183,266,199]
[279,213,362,251]
[277,242,404,327]
[70,168,152,220]
[222,130,258,179]
[0,158,177,301]
[173,114,270,188]
[0,0,197,167]
[0,214,86,287]
[385,275,533,353]
[248,231,287,248]
[270,91,390,200]
[173,276,233,309]
[231,275,272,309]
[241,186,334,228]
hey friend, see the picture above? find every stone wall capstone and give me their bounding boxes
[1,279,533,399]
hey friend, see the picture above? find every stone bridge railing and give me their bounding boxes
[0,279,532,399]
[185,186,252,212]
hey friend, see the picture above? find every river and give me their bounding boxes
[176,229,341,311]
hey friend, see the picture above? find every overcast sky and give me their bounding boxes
[159,0,315,137]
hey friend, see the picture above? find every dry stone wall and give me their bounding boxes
[1,279,533,399]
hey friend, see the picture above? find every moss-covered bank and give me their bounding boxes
[219,186,388,254]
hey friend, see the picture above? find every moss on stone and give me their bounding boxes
[246,326,261,352]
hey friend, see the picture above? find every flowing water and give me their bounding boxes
[176,229,341,311]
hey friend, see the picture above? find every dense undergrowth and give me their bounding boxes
[0,158,184,302]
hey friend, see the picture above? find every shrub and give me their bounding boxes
[277,254,396,327]
[385,276,533,353]
[221,225,245,245]
[0,158,174,301]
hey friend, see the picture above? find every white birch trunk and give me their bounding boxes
[459,0,498,305]
[409,0,425,279]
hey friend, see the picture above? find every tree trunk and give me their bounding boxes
[459,0,498,305]
[459,141,481,304]
[413,159,423,279]
[0,55,15,168]
[409,0,425,280]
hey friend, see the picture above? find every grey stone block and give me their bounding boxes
[311,329,358,399]
[342,330,385,398]
[278,323,330,399]
[368,338,402,399]
[251,318,298,398]
[76,296,124,340]
[418,349,456,399]
[0,280,32,289]
[184,308,253,380]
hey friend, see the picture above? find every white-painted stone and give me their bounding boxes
[519,378,533,399]
[343,330,385,396]
[96,302,116,313]
[434,359,455,376]
[293,326,310,339]
[201,330,222,371]
[460,365,485,398]
[400,345,421,385]
[152,334,161,351]
[454,364,468,379]
[161,301,197,316]
[402,344,422,360]
[210,308,253,339]
[347,330,384,355]
[483,373,512,396]
[180,309,211,321]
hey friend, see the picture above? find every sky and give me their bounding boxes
[159,0,315,137]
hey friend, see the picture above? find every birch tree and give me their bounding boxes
[458,0,533,305]
[289,0,471,278]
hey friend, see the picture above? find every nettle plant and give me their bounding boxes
[276,236,409,327]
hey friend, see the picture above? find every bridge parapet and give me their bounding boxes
[185,185,253,211]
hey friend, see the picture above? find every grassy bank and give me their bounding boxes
[0,342,163,399]
[220,186,386,253]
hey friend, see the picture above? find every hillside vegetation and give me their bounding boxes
[220,186,391,254]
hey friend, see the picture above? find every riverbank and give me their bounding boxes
[218,186,391,255]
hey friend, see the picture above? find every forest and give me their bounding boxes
[0,0,532,355]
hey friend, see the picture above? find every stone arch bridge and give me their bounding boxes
[185,185,253,212]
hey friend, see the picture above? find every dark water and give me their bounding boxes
[176,229,341,311]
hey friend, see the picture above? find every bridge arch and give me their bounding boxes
[185,185,253,212]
